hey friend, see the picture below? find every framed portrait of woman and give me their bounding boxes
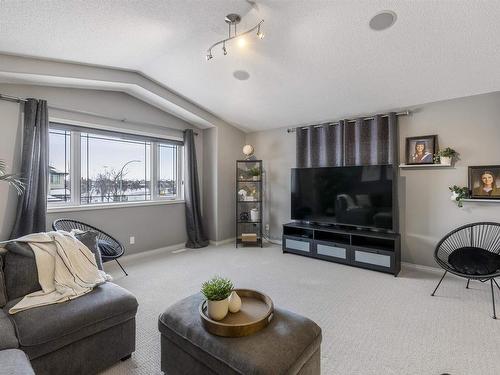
[405,135,437,165]
[468,166,500,199]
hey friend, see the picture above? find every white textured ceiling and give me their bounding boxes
[1,0,499,131]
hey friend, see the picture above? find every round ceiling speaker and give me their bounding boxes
[369,11,397,31]
[233,70,250,81]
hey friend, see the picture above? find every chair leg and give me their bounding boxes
[115,259,128,276]
[493,278,500,292]
[491,279,497,319]
[431,271,447,296]
[466,279,471,289]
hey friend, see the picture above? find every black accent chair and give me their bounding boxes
[52,218,128,276]
[431,222,500,319]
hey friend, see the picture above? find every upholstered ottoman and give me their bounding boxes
[158,293,322,375]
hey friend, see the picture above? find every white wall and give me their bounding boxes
[0,83,203,254]
[246,91,500,267]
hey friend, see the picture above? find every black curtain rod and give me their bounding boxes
[0,93,198,136]
[286,111,410,133]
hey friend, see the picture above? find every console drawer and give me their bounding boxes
[352,247,393,271]
[314,240,349,264]
[283,236,311,253]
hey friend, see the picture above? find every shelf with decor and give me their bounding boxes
[236,160,263,248]
[461,199,500,203]
[399,164,454,169]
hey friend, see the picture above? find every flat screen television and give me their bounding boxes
[291,165,394,231]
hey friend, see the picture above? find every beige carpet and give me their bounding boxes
[101,243,500,375]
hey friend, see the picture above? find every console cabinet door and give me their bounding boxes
[351,246,394,273]
[283,236,312,254]
[314,240,350,264]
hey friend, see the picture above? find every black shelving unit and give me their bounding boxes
[236,160,263,248]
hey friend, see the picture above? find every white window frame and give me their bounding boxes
[47,120,184,211]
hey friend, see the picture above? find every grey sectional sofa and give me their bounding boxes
[0,242,138,375]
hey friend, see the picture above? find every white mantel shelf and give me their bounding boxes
[462,199,500,203]
[399,164,454,169]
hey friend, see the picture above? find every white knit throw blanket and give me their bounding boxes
[4,231,111,314]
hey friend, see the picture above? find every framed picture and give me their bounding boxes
[468,166,500,199]
[405,135,437,165]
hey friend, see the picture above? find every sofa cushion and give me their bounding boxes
[448,247,500,275]
[74,230,103,270]
[5,282,138,359]
[0,309,18,350]
[4,242,41,301]
[0,252,7,307]
[0,349,34,375]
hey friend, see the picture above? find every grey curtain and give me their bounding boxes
[296,122,343,168]
[10,99,49,239]
[297,113,397,167]
[183,129,208,248]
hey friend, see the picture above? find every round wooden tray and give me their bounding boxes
[199,289,274,337]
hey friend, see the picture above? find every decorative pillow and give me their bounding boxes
[4,242,41,301]
[74,231,103,270]
[0,253,7,307]
[97,240,118,258]
[448,247,500,275]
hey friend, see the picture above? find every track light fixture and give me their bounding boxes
[206,13,264,61]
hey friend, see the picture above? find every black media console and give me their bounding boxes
[282,222,401,276]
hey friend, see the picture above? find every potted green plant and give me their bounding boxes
[0,159,24,195]
[449,185,469,207]
[435,148,458,166]
[201,276,234,321]
[248,166,261,181]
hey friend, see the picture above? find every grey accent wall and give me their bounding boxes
[202,123,246,242]
[246,91,500,267]
[202,127,218,241]
[0,83,203,254]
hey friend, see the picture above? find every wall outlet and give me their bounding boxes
[129,236,135,245]
[265,224,270,232]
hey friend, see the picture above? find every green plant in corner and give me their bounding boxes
[449,185,469,208]
[248,166,261,178]
[0,159,24,195]
[437,147,459,158]
[201,276,234,301]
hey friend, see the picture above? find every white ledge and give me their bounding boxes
[461,199,500,203]
[399,164,454,169]
[47,199,185,213]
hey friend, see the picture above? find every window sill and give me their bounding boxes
[47,199,185,213]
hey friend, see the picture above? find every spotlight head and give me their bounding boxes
[257,24,265,39]
[223,44,227,55]
[206,53,213,61]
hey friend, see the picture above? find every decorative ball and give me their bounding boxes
[243,144,254,157]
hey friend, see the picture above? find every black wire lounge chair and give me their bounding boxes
[52,218,128,276]
[431,222,500,319]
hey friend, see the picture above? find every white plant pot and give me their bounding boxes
[207,299,229,321]
[440,156,452,165]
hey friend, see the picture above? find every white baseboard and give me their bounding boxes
[209,237,236,246]
[117,242,186,262]
[401,261,442,273]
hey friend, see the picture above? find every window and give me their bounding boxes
[48,123,183,208]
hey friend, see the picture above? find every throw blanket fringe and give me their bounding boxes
[2,231,111,314]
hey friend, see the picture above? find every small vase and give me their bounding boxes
[228,291,242,313]
[207,299,229,321]
[252,175,260,181]
[440,156,452,165]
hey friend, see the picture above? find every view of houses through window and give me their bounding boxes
[48,124,182,206]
